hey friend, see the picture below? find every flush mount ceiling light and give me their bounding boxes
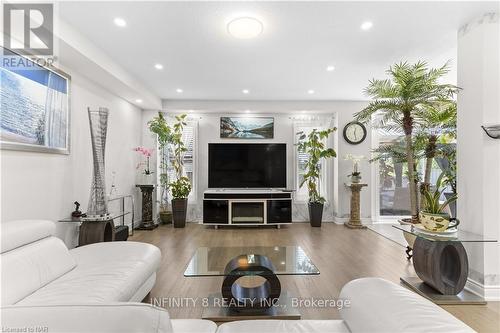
[176,88,183,93]
[135,99,143,103]
[307,89,315,95]
[113,17,127,27]
[242,89,250,94]
[154,63,163,70]
[360,21,373,31]
[227,17,263,39]
[326,65,335,72]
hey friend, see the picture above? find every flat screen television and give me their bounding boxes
[208,143,286,188]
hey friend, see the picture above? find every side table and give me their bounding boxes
[344,183,367,229]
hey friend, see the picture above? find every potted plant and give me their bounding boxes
[148,112,174,224]
[355,61,459,223]
[296,128,337,227]
[168,114,191,228]
[420,172,459,232]
[134,146,154,184]
[345,154,365,183]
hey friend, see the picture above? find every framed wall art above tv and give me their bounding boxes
[220,116,274,139]
[1,47,71,154]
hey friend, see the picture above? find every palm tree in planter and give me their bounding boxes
[148,112,174,224]
[296,128,337,227]
[355,61,459,223]
[414,101,457,209]
[168,114,191,228]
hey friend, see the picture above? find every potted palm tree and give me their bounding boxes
[148,112,174,224]
[414,101,457,207]
[169,114,191,228]
[355,61,459,223]
[296,128,336,227]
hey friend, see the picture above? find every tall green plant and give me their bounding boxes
[355,61,459,222]
[148,112,174,210]
[296,128,337,203]
[414,101,457,198]
[168,114,191,199]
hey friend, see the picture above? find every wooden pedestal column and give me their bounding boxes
[344,183,367,229]
[136,184,158,230]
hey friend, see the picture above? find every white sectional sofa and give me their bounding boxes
[1,220,216,333]
[1,220,474,333]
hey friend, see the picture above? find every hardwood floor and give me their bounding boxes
[131,223,500,332]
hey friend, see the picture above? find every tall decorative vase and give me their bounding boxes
[87,107,109,218]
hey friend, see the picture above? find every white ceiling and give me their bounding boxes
[60,1,499,101]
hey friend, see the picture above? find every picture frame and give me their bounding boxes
[220,117,274,139]
[1,47,71,154]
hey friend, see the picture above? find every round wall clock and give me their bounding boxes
[343,121,367,145]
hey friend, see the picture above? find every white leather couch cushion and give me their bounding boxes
[1,303,175,333]
[1,236,76,305]
[339,277,475,333]
[1,220,55,253]
[171,319,218,333]
[217,320,349,333]
[18,241,161,305]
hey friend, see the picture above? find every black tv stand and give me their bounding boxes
[203,189,292,228]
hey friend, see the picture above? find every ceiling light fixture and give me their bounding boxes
[307,89,315,95]
[326,65,335,72]
[135,99,143,103]
[176,88,183,93]
[227,16,263,39]
[245,109,251,113]
[242,89,250,94]
[154,63,163,70]
[360,21,373,31]
[113,17,127,27]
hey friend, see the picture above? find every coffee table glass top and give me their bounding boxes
[184,246,320,277]
[393,224,497,243]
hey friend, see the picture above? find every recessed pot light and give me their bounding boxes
[245,109,251,113]
[135,99,143,103]
[114,17,127,27]
[176,88,183,93]
[360,21,373,31]
[307,89,315,95]
[227,17,263,39]
[154,63,163,70]
[326,65,335,72]
[242,89,250,94]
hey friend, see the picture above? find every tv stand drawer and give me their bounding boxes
[203,200,229,224]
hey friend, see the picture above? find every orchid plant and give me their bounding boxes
[134,146,154,175]
[344,154,365,178]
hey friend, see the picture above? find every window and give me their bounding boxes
[294,122,329,202]
[162,119,197,202]
[376,134,443,217]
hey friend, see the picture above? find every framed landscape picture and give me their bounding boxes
[220,117,274,139]
[1,47,71,154]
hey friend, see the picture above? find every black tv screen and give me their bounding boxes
[208,143,286,188]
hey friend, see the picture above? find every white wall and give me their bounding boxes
[457,13,500,299]
[143,100,371,223]
[1,70,143,248]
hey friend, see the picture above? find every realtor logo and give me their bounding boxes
[3,3,54,55]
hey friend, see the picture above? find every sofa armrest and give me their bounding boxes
[1,303,173,333]
[339,278,475,333]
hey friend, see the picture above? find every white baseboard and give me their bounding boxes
[465,278,500,301]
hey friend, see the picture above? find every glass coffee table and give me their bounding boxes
[185,246,319,321]
[393,224,496,305]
